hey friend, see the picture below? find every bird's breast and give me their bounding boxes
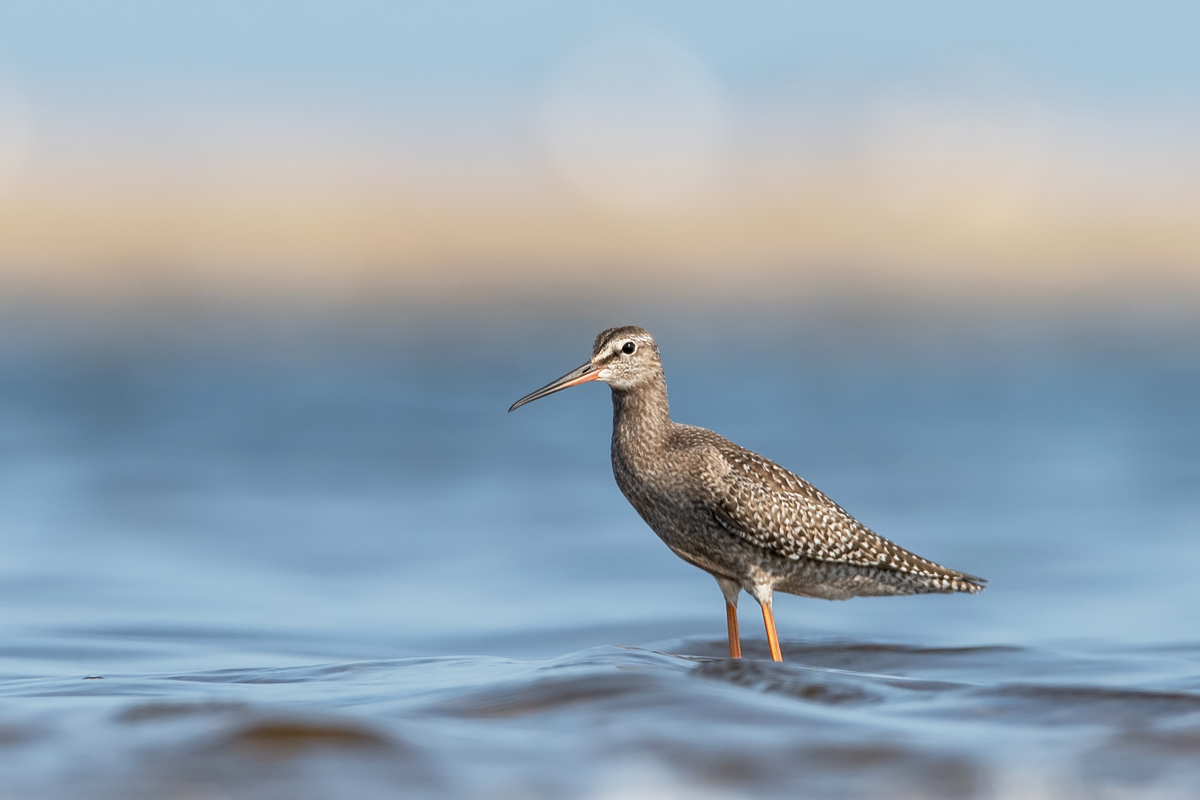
[610,440,705,530]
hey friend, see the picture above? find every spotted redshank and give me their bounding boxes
[509,326,985,661]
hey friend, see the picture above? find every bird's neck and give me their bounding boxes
[610,371,672,452]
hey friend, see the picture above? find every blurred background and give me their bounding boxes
[0,0,1198,311]
[1,3,1199,799]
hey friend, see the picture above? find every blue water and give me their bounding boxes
[0,311,1198,798]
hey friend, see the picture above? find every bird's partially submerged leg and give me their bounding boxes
[725,603,741,659]
[748,584,783,662]
[715,576,742,659]
[760,603,783,662]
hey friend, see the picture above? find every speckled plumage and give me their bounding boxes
[511,325,985,659]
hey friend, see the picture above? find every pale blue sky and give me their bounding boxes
[2,1,1197,110]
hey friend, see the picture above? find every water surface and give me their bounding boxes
[0,313,1197,798]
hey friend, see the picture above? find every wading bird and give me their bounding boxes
[509,327,984,661]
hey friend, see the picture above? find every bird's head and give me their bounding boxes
[508,326,661,412]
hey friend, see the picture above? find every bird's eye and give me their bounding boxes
[622,341,636,355]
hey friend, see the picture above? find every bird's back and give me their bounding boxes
[658,423,986,596]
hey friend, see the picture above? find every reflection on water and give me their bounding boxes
[0,312,1197,798]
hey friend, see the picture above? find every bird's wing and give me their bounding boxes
[694,442,978,581]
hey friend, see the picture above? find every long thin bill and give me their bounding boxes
[508,362,601,412]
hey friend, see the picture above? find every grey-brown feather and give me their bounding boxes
[598,326,985,603]
[685,426,985,593]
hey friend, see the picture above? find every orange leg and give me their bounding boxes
[761,603,783,662]
[725,603,742,659]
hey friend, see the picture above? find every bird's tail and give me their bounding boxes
[947,571,987,594]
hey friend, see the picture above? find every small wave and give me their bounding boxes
[207,717,397,754]
[3,640,1199,799]
[968,683,1200,726]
